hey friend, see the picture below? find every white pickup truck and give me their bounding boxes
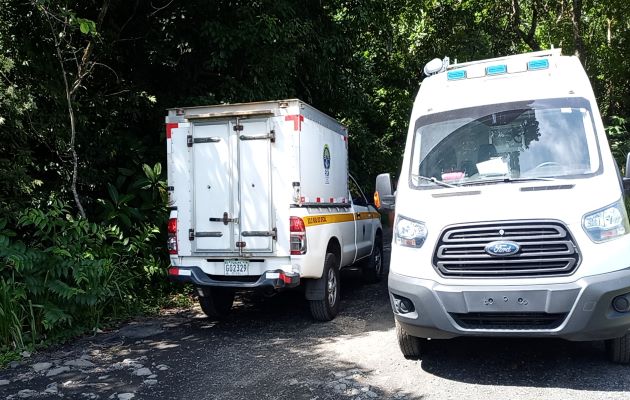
[165,99,383,321]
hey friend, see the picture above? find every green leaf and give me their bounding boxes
[107,183,119,204]
[142,164,155,181]
[79,21,89,34]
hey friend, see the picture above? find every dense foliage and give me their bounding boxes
[1,0,629,350]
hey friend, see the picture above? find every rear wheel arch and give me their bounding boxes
[304,236,341,302]
[326,237,341,265]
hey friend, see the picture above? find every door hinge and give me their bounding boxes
[241,227,277,240]
[233,124,244,132]
[187,135,193,147]
[189,229,194,241]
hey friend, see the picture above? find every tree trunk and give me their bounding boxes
[572,0,585,63]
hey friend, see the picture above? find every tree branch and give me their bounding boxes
[511,0,541,51]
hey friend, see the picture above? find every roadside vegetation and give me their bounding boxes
[1,0,629,359]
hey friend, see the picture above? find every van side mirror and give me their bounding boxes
[625,153,630,196]
[374,173,395,210]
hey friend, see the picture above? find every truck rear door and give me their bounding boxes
[191,117,274,254]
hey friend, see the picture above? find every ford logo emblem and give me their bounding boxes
[485,241,520,257]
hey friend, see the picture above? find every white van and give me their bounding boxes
[165,99,383,321]
[375,49,630,362]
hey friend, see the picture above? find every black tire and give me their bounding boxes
[363,235,383,283]
[606,334,630,364]
[198,288,235,319]
[309,253,340,321]
[396,320,424,359]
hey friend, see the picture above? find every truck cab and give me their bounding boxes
[375,50,630,363]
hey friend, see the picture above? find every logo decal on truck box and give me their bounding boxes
[323,144,331,184]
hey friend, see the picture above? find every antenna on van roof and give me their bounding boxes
[423,56,450,77]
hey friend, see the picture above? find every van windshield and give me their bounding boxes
[410,98,601,188]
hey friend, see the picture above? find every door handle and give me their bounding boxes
[209,212,239,225]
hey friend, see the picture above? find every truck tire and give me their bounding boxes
[606,333,630,364]
[198,288,235,319]
[396,320,425,359]
[363,235,383,283]
[309,253,340,321]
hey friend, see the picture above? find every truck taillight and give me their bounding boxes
[168,218,178,255]
[290,216,307,255]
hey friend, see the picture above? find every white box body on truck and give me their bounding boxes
[375,50,630,362]
[166,99,383,321]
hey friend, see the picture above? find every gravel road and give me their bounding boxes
[2,244,630,400]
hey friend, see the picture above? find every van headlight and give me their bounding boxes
[582,199,630,242]
[395,215,428,248]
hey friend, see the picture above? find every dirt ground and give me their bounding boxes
[2,245,630,400]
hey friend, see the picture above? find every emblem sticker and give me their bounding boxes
[323,144,331,184]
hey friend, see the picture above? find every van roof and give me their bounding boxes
[415,50,594,116]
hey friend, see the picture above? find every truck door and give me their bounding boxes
[237,118,274,252]
[191,120,237,252]
[191,117,274,254]
[349,176,373,260]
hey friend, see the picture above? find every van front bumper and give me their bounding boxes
[389,268,630,341]
[168,266,300,290]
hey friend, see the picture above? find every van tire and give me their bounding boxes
[309,253,340,321]
[606,333,630,364]
[396,320,424,359]
[363,235,383,283]
[198,288,235,319]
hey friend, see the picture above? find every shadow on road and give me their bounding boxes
[419,336,630,392]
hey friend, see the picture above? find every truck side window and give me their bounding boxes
[349,176,368,206]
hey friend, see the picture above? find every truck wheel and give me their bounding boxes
[606,333,630,364]
[396,320,425,359]
[309,253,340,321]
[363,235,383,283]
[198,288,235,319]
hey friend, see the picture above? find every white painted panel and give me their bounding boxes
[192,121,235,251]
[238,118,273,251]
[299,118,348,203]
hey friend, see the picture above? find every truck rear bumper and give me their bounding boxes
[168,266,300,290]
[389,267,630,341]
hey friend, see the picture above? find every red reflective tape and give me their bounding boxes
[329,197,334,203]
[166,123,178,139]
[285,115,304,131]
[316,197,321,203]
[168,267,179,276]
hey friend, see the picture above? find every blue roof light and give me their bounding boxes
[486,64,507,75]
[527,59,549,71]
[447,70,467,81]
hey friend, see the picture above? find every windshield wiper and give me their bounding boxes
[411,174,457,188]
[460,176,557,186]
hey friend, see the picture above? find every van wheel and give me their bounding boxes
[396,320,425,359]
[363,235,383,283]
[309,253,340,321]
[606,333,630,364]
[198,288,235,319]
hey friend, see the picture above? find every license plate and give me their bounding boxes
[464,290,548,312]
[224,259,249,276]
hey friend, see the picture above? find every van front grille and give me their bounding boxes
[450,312,567,330]
[433,220,580,278]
